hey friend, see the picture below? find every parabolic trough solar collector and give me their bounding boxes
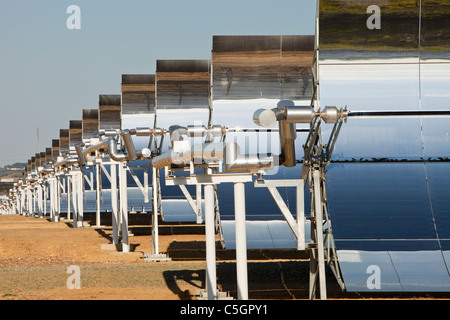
[317,0,450,291]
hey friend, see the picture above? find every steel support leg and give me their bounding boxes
[20,190,25,215]
[32,188,36,216]
[50,178,54,221]
[28,188,32,216]
[56,176,61,222]
[196,183,203,224]
[111,163,119,246]
[67,175,71,221]
[96,163,101,227]
[77,171,84,227]
[309,168,327,300]
[37,184,43,218]
[119,163,129,252]
[234,182,248,300]
[43,184,47,218]
[152,166,159,255]
[71,173,78,228]
[205,183,217,300]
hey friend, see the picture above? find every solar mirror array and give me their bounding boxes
[2,0,450,300]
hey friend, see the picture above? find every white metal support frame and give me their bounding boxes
[178,183,204,224]
[49,176,56,222]
[143,165,172,261]
[93,159,120,246]
[166,172,253,300]
[36,183,43,218]
[118,162,129,253]
[43,181,48,218]
[95,162,101,227]
[70,170,78,227]
[77,169,84,227]
[254,178,306,251]
[26,186,32,216]
[152,166,159,255]
[309,167,327,299]
[233,181,247,300]
[111,162,120,246]
[204,181,216,299]
[127,165,150,204]
[66,173,71,221]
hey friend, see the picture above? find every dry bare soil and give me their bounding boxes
[0,214,449,301]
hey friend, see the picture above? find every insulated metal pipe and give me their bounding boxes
[168,125,225,142]
[151,142,225,169]
[107,138,128,162]
[278,119,296,167]
[81,139,109,157]
[223,142,274,173]
[121,130,137,162]
[252,109,278,128]
[285,106,316,123]
[75,144,86,166]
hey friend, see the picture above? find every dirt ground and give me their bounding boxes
[1,213,449,301]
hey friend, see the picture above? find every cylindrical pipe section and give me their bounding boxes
[75,144,86,166]
[253,109,278,128]
[136,148,151,160]
[121,130,137,162]
[285,106,315,124]
[187,125,207,137]
[223,142,274,173]
[108,138,128,162]
[279,119,296,167]
[135,127,152,136]
[321,106,339,124]
[82,139,109,157]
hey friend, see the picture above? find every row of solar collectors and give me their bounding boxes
[319,0,450,291]
[23,0,450,292]
[22,35,313,249]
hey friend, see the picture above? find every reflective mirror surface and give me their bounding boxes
[319,0,450,292]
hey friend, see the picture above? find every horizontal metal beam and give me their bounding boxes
[165,173,253,186]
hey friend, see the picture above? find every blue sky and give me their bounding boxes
[0,0,316,167]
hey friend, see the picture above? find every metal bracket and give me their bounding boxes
[254,179,306,250]
[127,165,150,203]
